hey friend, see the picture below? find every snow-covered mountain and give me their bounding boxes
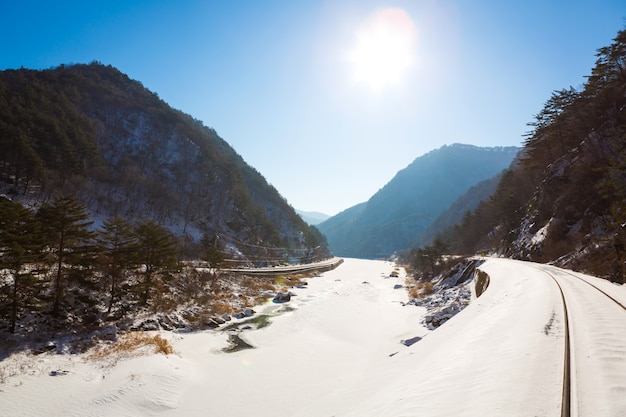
[0,63,328,258]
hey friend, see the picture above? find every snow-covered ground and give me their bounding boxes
[1,257,624,416]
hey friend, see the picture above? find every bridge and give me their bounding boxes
[221,257,344,276]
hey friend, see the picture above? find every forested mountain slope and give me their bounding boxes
[444,29,626,282]
[318,144,519,258]
[0,63,327,261]
[412,172,505,248]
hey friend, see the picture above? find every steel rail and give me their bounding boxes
[547,266,626,311]
[541,264,626,417]
[543,269,571,417]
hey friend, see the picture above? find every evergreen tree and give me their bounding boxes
[133,220,179,306]
[0,199,45,333]
[97,216,137,314]
[598,138,626,282]
[411,237,449,278]
[200,233,224,270]
[36,195,96,316]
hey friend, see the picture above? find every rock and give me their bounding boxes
[401,336,422,346]
[159,313,186,330]
[139,319,160,331]
[273,292,291,303]
[33,342,57,355]
[49,370,69,376]
[97,325,118,342]
[233,312,246,319]
[223,334,254,353]
[243,308,255,317]
[160,321,173,331]
[205,318,221,328]
[393,284,403,289]
[221,314,232,322]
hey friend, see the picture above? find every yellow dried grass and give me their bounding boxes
[91,332,173,359]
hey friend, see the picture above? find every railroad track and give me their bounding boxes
[541,265,626,417]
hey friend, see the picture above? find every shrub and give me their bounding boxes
[91,331,174,359]
[407,280,434,298]
[210,300,235,315]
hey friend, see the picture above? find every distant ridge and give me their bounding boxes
[317,144,519,258]
[296,210,331,226]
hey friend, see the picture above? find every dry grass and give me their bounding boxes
[245,295,270,307]
[210,300,235,315]
[242,276,276,292]
[407,280,434,298]
[90,332,173,360]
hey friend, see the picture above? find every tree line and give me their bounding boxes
[406,28,626,282]
[0,194,225,334]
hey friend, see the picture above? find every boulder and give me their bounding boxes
[401,336,422,346]
[139,319,160,331]
[205,318,221,328]
[97,325,118,342]
[273,292,291,303]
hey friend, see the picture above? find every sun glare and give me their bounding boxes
[349,8,417,92]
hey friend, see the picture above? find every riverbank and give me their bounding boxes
[0,258,426,417]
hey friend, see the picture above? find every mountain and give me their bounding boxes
[317,144,519,258]
[442,29,626,282]
[0,62,329,260]
[311,202,367,255]
[296,210,331,225]
[411,171,505,248]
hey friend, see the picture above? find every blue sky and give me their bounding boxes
[1,1,624,216]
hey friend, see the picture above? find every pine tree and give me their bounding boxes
[36,195,96,316]
[97,216,137,314]
[200,233,224,270]
[411,237,449,278]
[133,220,179,307]
[0,199,45,333]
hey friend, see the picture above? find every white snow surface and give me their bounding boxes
[1,257,625,416]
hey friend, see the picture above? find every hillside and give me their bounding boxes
[411,172,505,248]
[0,63,328,261]
[444,29,626,282]
[318,144,519,258]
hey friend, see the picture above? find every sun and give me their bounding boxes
[349,8,417,92]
